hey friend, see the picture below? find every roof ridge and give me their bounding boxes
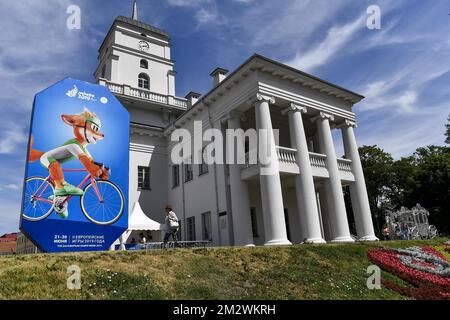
[116,15,170,39]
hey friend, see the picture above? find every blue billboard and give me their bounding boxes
[20,78,129,253]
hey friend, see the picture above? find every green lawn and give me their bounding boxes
[0,239,447,300]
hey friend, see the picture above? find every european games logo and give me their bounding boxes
[66,85,78,98]
[66,85,107,104]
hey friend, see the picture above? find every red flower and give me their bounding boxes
[367,247,450,300]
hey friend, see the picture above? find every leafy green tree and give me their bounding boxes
[387,146,449,234]
[409,146,449,233]
[389,156,416,209]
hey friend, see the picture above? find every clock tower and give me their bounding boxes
[94,1,176,98]
[94,1,188,232]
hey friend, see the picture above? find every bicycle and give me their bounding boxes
[22,162,124,226]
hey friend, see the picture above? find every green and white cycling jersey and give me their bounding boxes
[40,139,92,168]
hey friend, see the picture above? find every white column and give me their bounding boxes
[284,104,325,243]
[227,113,255,246]
[341,120,378,241]
[315,112,354,242]
[254,94,291,246]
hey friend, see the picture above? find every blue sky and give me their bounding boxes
[0,0,449,235]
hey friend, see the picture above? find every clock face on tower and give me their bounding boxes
[138,40,149,52]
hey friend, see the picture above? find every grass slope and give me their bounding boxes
[0,239,446,300]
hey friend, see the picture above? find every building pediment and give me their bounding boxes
[166,53,364,133]
[203,54,364,106]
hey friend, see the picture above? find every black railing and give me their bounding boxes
[115,241,212,251]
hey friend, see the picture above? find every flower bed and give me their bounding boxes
[367,245,450,300]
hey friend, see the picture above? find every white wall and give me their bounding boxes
[129,134,168,225]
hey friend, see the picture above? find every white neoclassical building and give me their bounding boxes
[97,3,378,247]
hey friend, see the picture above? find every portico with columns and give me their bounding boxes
[166,54,378,246]
[238,92,377,245]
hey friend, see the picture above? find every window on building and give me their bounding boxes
[184,161,193,183]
[138,166,151,190]
[138,73,150,89]
[199,146,209,176]
[140,59,148,69]
[172,165,180,188]
[250,207,258,237]
[201,212,212,241]
[187,217,196,241]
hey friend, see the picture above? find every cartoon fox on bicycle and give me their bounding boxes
[26,107,119,221]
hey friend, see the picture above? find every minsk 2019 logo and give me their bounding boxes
[66,85,107,103]
[66,85,78,98]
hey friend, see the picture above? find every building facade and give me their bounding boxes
[0,233,17,255]
[98,4,378,247]
[15,233,42,255]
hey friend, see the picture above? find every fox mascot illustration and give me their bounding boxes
[28,107,108,218]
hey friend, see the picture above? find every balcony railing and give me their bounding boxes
[99,79,188,109]
[337,158,353,172]
[309,152,327,169]
[241,146,354,180]
[276,147,297,165]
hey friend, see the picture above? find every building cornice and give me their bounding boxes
[130,124,164,138]
[163,53,363,135]
[110,45,174,66]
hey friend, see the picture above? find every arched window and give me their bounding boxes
[138,73,150,90]
[140,59,148,69]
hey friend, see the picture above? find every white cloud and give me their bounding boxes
[0,184,20,191]
[167,0,208,6]
[286,15,365,72]
[0,201,20,234]
[167,0,224,26]
[0,0,87,109]
[195,7,218,24]
[356,104,448,158]
[0,126,28,154]
[242,0,350,51]
[358,50,450,112]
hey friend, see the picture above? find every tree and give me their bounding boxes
[409,146,450,233]
[389,156,416,209]
[388,146,450,234]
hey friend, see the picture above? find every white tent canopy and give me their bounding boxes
[128,202,163,231]
[115,202,164,250]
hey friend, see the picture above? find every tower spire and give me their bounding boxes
[132,0,138,20]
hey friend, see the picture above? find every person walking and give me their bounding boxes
[164,204,179,248]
